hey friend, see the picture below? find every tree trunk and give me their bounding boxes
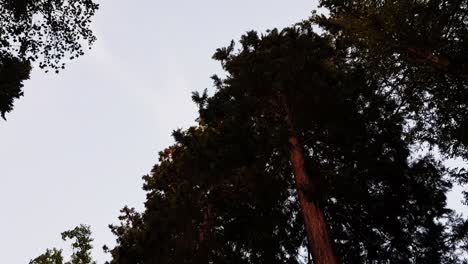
[289,136,338,264]
[196,204,213,263]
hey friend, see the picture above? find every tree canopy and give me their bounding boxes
[107,23,466,263]
[315,0,468,159]
[26,2,468,263]
[315,0,468,250]
[0,0,98,118]
[106,125,304,263]
[30,225,96,264]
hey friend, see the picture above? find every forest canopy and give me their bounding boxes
[13,1,467,263]
[107,16,468,264]
[0,0,98,118]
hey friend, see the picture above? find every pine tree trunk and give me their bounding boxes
[196,204,213,263]
[289,136,338,264]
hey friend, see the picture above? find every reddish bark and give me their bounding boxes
[289,136,338,264]
[196,204,213,262]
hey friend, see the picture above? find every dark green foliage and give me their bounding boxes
[30,225,95,264]
[202,25,460,263]
[29,249,64,264]
[62,225,95,264]
[0,55,30,118]
[0,0,99,71]
[315,0,468,159]
[0,0,98,119]
[107,126,304,264]
[315,0,468,250]
[107,23,463,263]
[11,1,467,263]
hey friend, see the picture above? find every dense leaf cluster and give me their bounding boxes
[25,1,468,263]
[107,23,466,263]
[315,0,468,159]
[107,125,304,264]
[0,0,98,118]
[0,55,30,118]
[0,0,98,71]
[30,225,96,264]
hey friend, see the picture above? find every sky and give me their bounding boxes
[0,0,325,263]
[0,1,467,263]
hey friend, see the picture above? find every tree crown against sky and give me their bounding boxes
[315,0,468,160]
[203,24,466,263]
[0,0,98,118]
[106,23,467,263]
[30,225,96,264]
[10,1,467,263]
[314,1,468,248]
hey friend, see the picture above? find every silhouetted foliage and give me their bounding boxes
[30,224,96,264]
[107,125,304,264]
[315,0,468,250]
[203,24,461,263]
[0,55,30,118]
[107,22,464,263]
[29,249,64,264]
[314,0,468,159]
[0,0,98,118]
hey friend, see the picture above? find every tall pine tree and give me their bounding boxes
[315,0,468,249]
[108,23,462,263]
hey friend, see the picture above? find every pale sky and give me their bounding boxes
[0,1,466,263]
[0,1,322,263]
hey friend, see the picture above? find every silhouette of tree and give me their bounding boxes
[314,0,468,160]
[0,0,98,119]
[106,125,304,264]
[201,24,461,263]
[29,249,64,264]
[0,56,30,119]
[107,23,463,263]
[315,0,468,249]
[30,225,96,264]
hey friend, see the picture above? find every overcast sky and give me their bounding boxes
[0,0,323,262]
[0,1,466,263]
